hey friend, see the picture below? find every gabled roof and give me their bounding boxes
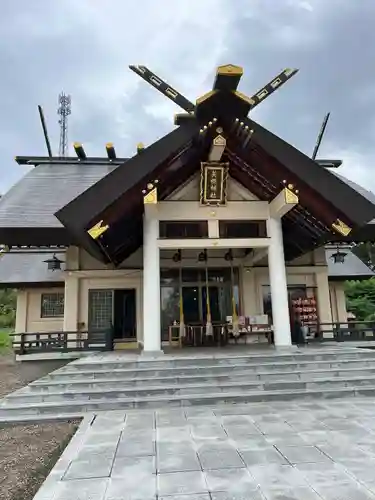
[327,248,374,280]
[0,251,65,288]
[0,163,117,228]
[0,163,117,246]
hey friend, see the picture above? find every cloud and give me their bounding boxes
[0,0,374,196]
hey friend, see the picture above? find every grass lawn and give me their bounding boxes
[0,329,12,353]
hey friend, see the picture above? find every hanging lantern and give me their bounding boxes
[44,254,64,271]
[198,250,207,262]
[173,250,182,262]
[224,250,233,261]
[331,247,347,264]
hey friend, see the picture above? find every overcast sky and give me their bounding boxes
[1,0,375,194]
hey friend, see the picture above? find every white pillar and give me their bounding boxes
[143,213,162,353]
[63,274,79,332]
[266,216,292,347]
[315,270,334,338]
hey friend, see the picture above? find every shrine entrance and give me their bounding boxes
[160,267,240,343]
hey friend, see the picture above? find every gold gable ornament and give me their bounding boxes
[144,187,158,204]
[216,64,244,76]
[87,220,109,240]
[0,245,9,258]
[332,219,352,237]
[284,187,299,205]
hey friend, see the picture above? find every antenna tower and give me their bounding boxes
[57,92,71,157]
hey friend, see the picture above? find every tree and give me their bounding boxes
[345,278,375,321]
[351,243,375,271]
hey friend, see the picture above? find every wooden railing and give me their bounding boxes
[10,329,113,355]
[307,321,375,342]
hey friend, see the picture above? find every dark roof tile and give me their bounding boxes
[0,163,116,228]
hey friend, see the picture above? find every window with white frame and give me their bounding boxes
[41,292,64,318]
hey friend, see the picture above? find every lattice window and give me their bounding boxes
[88,290,113,330]
[41,292,64,318]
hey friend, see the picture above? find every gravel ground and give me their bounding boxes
[0,353,80,500]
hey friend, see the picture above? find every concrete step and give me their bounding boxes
[0,385,374,419]
[62,349,375,372]
[5,374,375,405]
[28,365,375,391]
[1,348,374,421]
[44,356,375,381]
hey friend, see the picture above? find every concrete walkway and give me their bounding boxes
[34,398,375,500]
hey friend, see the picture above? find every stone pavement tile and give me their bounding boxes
[265,433,307,447]
[55,478,109,500]
[105,475,156,500]
[318,444,371,462]
[157,440,196,456]
[213,405,269,417]
[341,461,375,483]
[204,467,258,492]
[159,495,210,500]
[84,431,121,447]
[194,441,236,454]
[91,421,126,434]
[198,449,245,470]
[361,481,375,495]
[232,434,271,451]
[121,428,155,440]
[76,444,117,460]
[276,445,332,464]
[211,490,266,500]
[157,451,201,473]
[319,418,367,432]
[252,414,285,424]
[220,415,254,426]
[248,464,309,490]
[185,408,216,420]
[157,470,207,497]
[285,420,322,432]
[295,462,353,486]
[116,437,155,457]
[260,486,324,500]
[224,423,263,438]
[190,424,228,440]
[64,456,114,480]
[299,431,334,445]
[239,447,289,466]
[255,422,295,435]
[124,413,155,430]
[313,482,375,500]
[111,455,156,478]
[157,426,191,442]
[157,409,187,427]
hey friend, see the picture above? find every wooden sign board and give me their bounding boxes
[200,162,229,206]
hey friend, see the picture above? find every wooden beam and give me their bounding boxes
[106,143,116,160]
[73,143,86,160]
[243,248,268,266]
[269,187,299,218]
[154,201,270,221]
[213,64,243,91]
[208,134,226,162]
[157,237,269,249]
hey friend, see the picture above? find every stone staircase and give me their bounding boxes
[2,347,375,421]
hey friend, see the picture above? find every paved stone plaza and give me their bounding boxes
[34,398,375,500]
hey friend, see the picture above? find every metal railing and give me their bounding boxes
[10,329,113,355]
